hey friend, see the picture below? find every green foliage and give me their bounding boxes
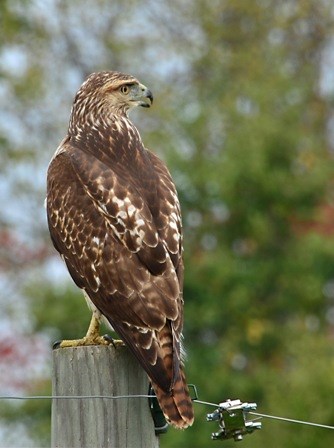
[1,1,334,447]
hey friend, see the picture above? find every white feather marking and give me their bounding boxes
[112,196,124,207]
[92,236,100,245]
[139,228,146,238]
[123,322,150,334]
[114,118,122,132]
[89,263,101,291]
[118,210,127,220]
[128,204,136,216]
[133,228,146,246]
[170,191,179,203]
[95,276,101,287]
[136,218,145,227]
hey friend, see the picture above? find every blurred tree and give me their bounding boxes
[1,0,334,447]
[161,1,334,447]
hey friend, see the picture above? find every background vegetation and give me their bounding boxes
[1,1,334,447]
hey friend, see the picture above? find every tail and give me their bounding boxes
[151,367,194,429]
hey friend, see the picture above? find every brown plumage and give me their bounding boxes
[46,71,194,428]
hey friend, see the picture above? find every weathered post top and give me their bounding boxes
[51,345,160,448]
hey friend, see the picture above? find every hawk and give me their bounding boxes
[46,71,194,429]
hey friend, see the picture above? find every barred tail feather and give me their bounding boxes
[152,368,194,429]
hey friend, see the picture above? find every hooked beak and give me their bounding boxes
[136,83,153,108]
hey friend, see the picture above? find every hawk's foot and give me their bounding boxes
[53,334,112,349]
[52,314,124,349]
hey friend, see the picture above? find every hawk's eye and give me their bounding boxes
[120,85,130,95]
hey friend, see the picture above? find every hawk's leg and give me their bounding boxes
[54,313,124,348]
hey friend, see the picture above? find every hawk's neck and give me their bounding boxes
[68,113,146,164]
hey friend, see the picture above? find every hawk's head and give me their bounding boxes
[70,71,153,129]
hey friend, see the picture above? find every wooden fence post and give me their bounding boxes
[51,345,160,448]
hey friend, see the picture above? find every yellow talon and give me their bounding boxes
[53,314,124,349]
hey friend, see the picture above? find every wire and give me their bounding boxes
[0,396,218,406]
[191,399,334,431]
[1,394,334,431]
[193,399,218,407]
[249,412,334,431]
[0,394,152,400]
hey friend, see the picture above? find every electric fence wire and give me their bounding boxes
[0,394,333,431]
[248,411,334,431]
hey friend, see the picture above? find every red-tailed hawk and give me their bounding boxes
[46,71,194,429]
